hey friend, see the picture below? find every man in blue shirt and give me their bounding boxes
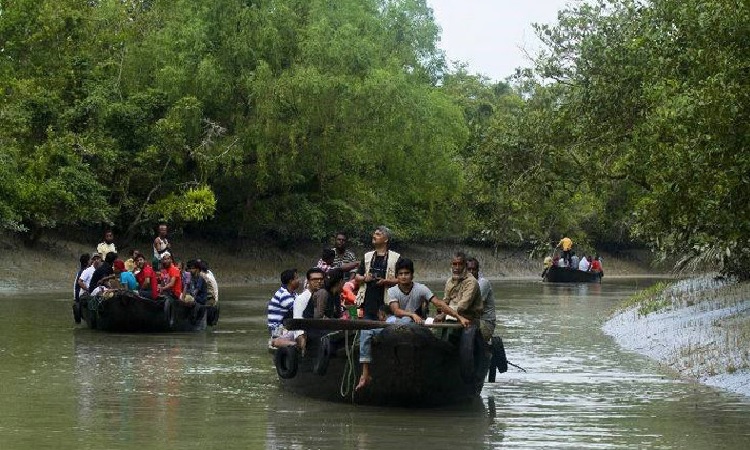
[267,269,301,348]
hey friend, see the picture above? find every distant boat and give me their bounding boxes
[543,265,602,283]
[271,318,499,407]
[77,290,218,332]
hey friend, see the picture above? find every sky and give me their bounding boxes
[426,0,575,81]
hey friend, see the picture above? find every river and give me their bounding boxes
[1,278,749,449]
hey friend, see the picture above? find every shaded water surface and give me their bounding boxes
[1,278,749,449]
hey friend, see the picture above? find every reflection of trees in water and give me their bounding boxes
[264,393,504,450]
[73,332,220,443]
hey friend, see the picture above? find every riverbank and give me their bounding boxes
[603,275,750,397]
[0,232,657,292]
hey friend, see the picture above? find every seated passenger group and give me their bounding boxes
[75,228,219,308]
[265,226,496,391]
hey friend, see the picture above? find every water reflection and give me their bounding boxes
[264,393,504,450]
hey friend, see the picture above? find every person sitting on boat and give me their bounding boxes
[292,267,325,353]
[435,252,486,338]
[267,269,302,348]
[557,256,568,268]
[332,231,359,276]
[304,248,334,291]
[466,257,496,340]
[196,259,219,306]
[354,226,400,320]
[556,235,573,267]
[152,223,172,267]
[158,252,182,299]
[124,248,140,273]
[316,248,336,273]
[177,259,192,294]
[311,268,345,319]
[96,229,117,260]
[541,255,553,279]
[134,252,158,299]
[114,259,138,291]
[89,252,117,296]
[182,260,207,304]
[570,252,580,270]
[355,258,470,391]
[341,277,358,309]
[196,259,220,325]
[590,256,603,278]
[355,304,400,391]
[77,253,101,296]
[73,254,91,324]
[578,255,590,272]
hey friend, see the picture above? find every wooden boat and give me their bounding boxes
[77,289,218,332]
[270,318,496,407]
[543,265,602,283]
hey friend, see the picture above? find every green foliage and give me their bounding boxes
[617,281,671,317]
[147,185,216,222]
[1,0,468,244]
[4,0,747,263]
[479,0,750,276]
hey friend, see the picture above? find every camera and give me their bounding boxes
[368,267,385,279]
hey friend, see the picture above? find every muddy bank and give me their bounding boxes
[603,276,750,397]
[0,233,658,292]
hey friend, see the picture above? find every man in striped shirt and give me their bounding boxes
[267,269,301,347]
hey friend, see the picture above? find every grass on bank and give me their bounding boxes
[615,275,750,379]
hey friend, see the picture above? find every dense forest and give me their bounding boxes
[1,0,748,277]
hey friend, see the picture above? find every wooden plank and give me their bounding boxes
[283,318,464,331]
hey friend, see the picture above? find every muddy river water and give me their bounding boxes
[1,278,749,449]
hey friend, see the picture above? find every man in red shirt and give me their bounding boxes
[158,252,182,298]
[590,256,604,279]
[135,253,159,299]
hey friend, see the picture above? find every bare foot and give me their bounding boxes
[355,375,371,391]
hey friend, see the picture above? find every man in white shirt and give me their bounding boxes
[77,253,102,293]
[292,268,326,350]
[579,255,590,271]
[96,230,117,260]
[570,252,580,270]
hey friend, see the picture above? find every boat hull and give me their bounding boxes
[80,290,209,332]
[274,324,491,407]
[544,266,602,283]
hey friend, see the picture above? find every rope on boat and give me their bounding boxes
[340,330,359,401]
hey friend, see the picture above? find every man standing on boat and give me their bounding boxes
[96,230,117,260]
[436,252,487,339]
[353,226,400,391]
[354,226,399,320]
[332,232,359,277]
[466,257,496,340]
[153,223,172,267]
[556,235,573,267]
